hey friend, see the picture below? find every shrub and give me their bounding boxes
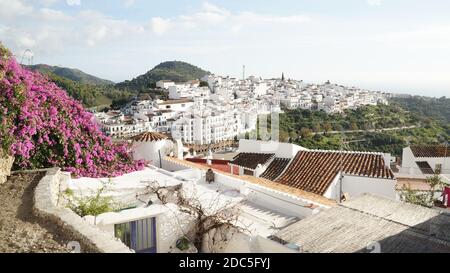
[0,43,145,177]
[65,186,118,217]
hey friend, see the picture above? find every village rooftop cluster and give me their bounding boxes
[95,74,389,142]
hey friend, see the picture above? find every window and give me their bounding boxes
[114,217,157,253]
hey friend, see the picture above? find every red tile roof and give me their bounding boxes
[260,158,291,181]
[185,158,239,175]
[164,156,336,207]
[229,153,275,170]
[275,150,395,196]
[131,132,167,142]
[158,98,194,105]
[410,145,449,158]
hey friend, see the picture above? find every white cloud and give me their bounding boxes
[151,17,171,35]
[153,2,310,34]
[66,0,80,6]
[38,8,73,21]
[367,0,382,6]
[0,0,33,19]
[123,0,135,7]
[40,0,59,6]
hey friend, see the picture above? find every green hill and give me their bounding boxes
[41,73,132,109]
[264,104,449,157]
[26,64,114,85]
[115,61,210,92]
[389,95,450,124]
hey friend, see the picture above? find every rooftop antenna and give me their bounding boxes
[20,49,34,65]
[338,128,345,203]
[242,65,246,80]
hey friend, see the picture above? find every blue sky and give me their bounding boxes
[1,0,450,97]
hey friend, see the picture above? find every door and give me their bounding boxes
[115,217,157,253]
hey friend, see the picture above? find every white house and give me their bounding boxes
[66,156,335,253]
[156,80,176,89]
[228,140,397,201]
[156,98,194,112]
[131,132,170,168]
[400,145,450,176]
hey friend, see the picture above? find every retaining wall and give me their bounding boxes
[33,168,133,253]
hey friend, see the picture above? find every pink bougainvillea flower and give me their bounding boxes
[0,44,145,178]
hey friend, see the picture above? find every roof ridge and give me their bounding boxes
[304,149,385,156]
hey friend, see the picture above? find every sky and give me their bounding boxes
[1,0,450,97]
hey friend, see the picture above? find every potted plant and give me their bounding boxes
[176,237,191,251]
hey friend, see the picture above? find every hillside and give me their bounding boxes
[26,64,114,85]
[390,95,450,124]
[264,104,449,157]
[44,72,133,109]
[115,61,210,92]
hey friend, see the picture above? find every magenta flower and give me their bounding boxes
[0,44,145,178]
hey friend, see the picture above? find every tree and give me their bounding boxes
[140,181,246,252]
[312,122,321,133]
[279,131,290,142]
[323,122,332,133]
[289,131,298,142]
[400,175,445,208]
[300,128,313,139]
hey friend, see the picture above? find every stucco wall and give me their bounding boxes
[133,140,167,168]
[238,139,307,158]
[401,147,450,175]
[92,205,196,253]
[203,229,298,253]
[323,174,341,200]
[33,168,133,253]
[214,171,325,218]
[342,175,397,200]
[0,154,14,184]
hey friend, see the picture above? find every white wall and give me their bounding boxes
[203,231,297,253]
[323,174,341,200]
[161,158,191,172]
[133,140,167,168]
[400,147,450,175]
[342,175,397,200]
[213,171,326,218]
[238,139,307,158]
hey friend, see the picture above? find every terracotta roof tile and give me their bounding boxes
[158,98,194,105]
[131,132,167,142]
[410,145,449,158]
[229,153,275,170]
[275,150,395,196]
[164,156,336,207]
[260,158,291,181]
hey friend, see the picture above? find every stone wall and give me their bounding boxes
[33,168,133,253]
[0,154,14,184]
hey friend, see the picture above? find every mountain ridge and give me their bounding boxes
[115,61,210,92]
[26,64,114,85]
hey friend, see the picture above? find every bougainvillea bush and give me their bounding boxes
[0,44,145,177]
